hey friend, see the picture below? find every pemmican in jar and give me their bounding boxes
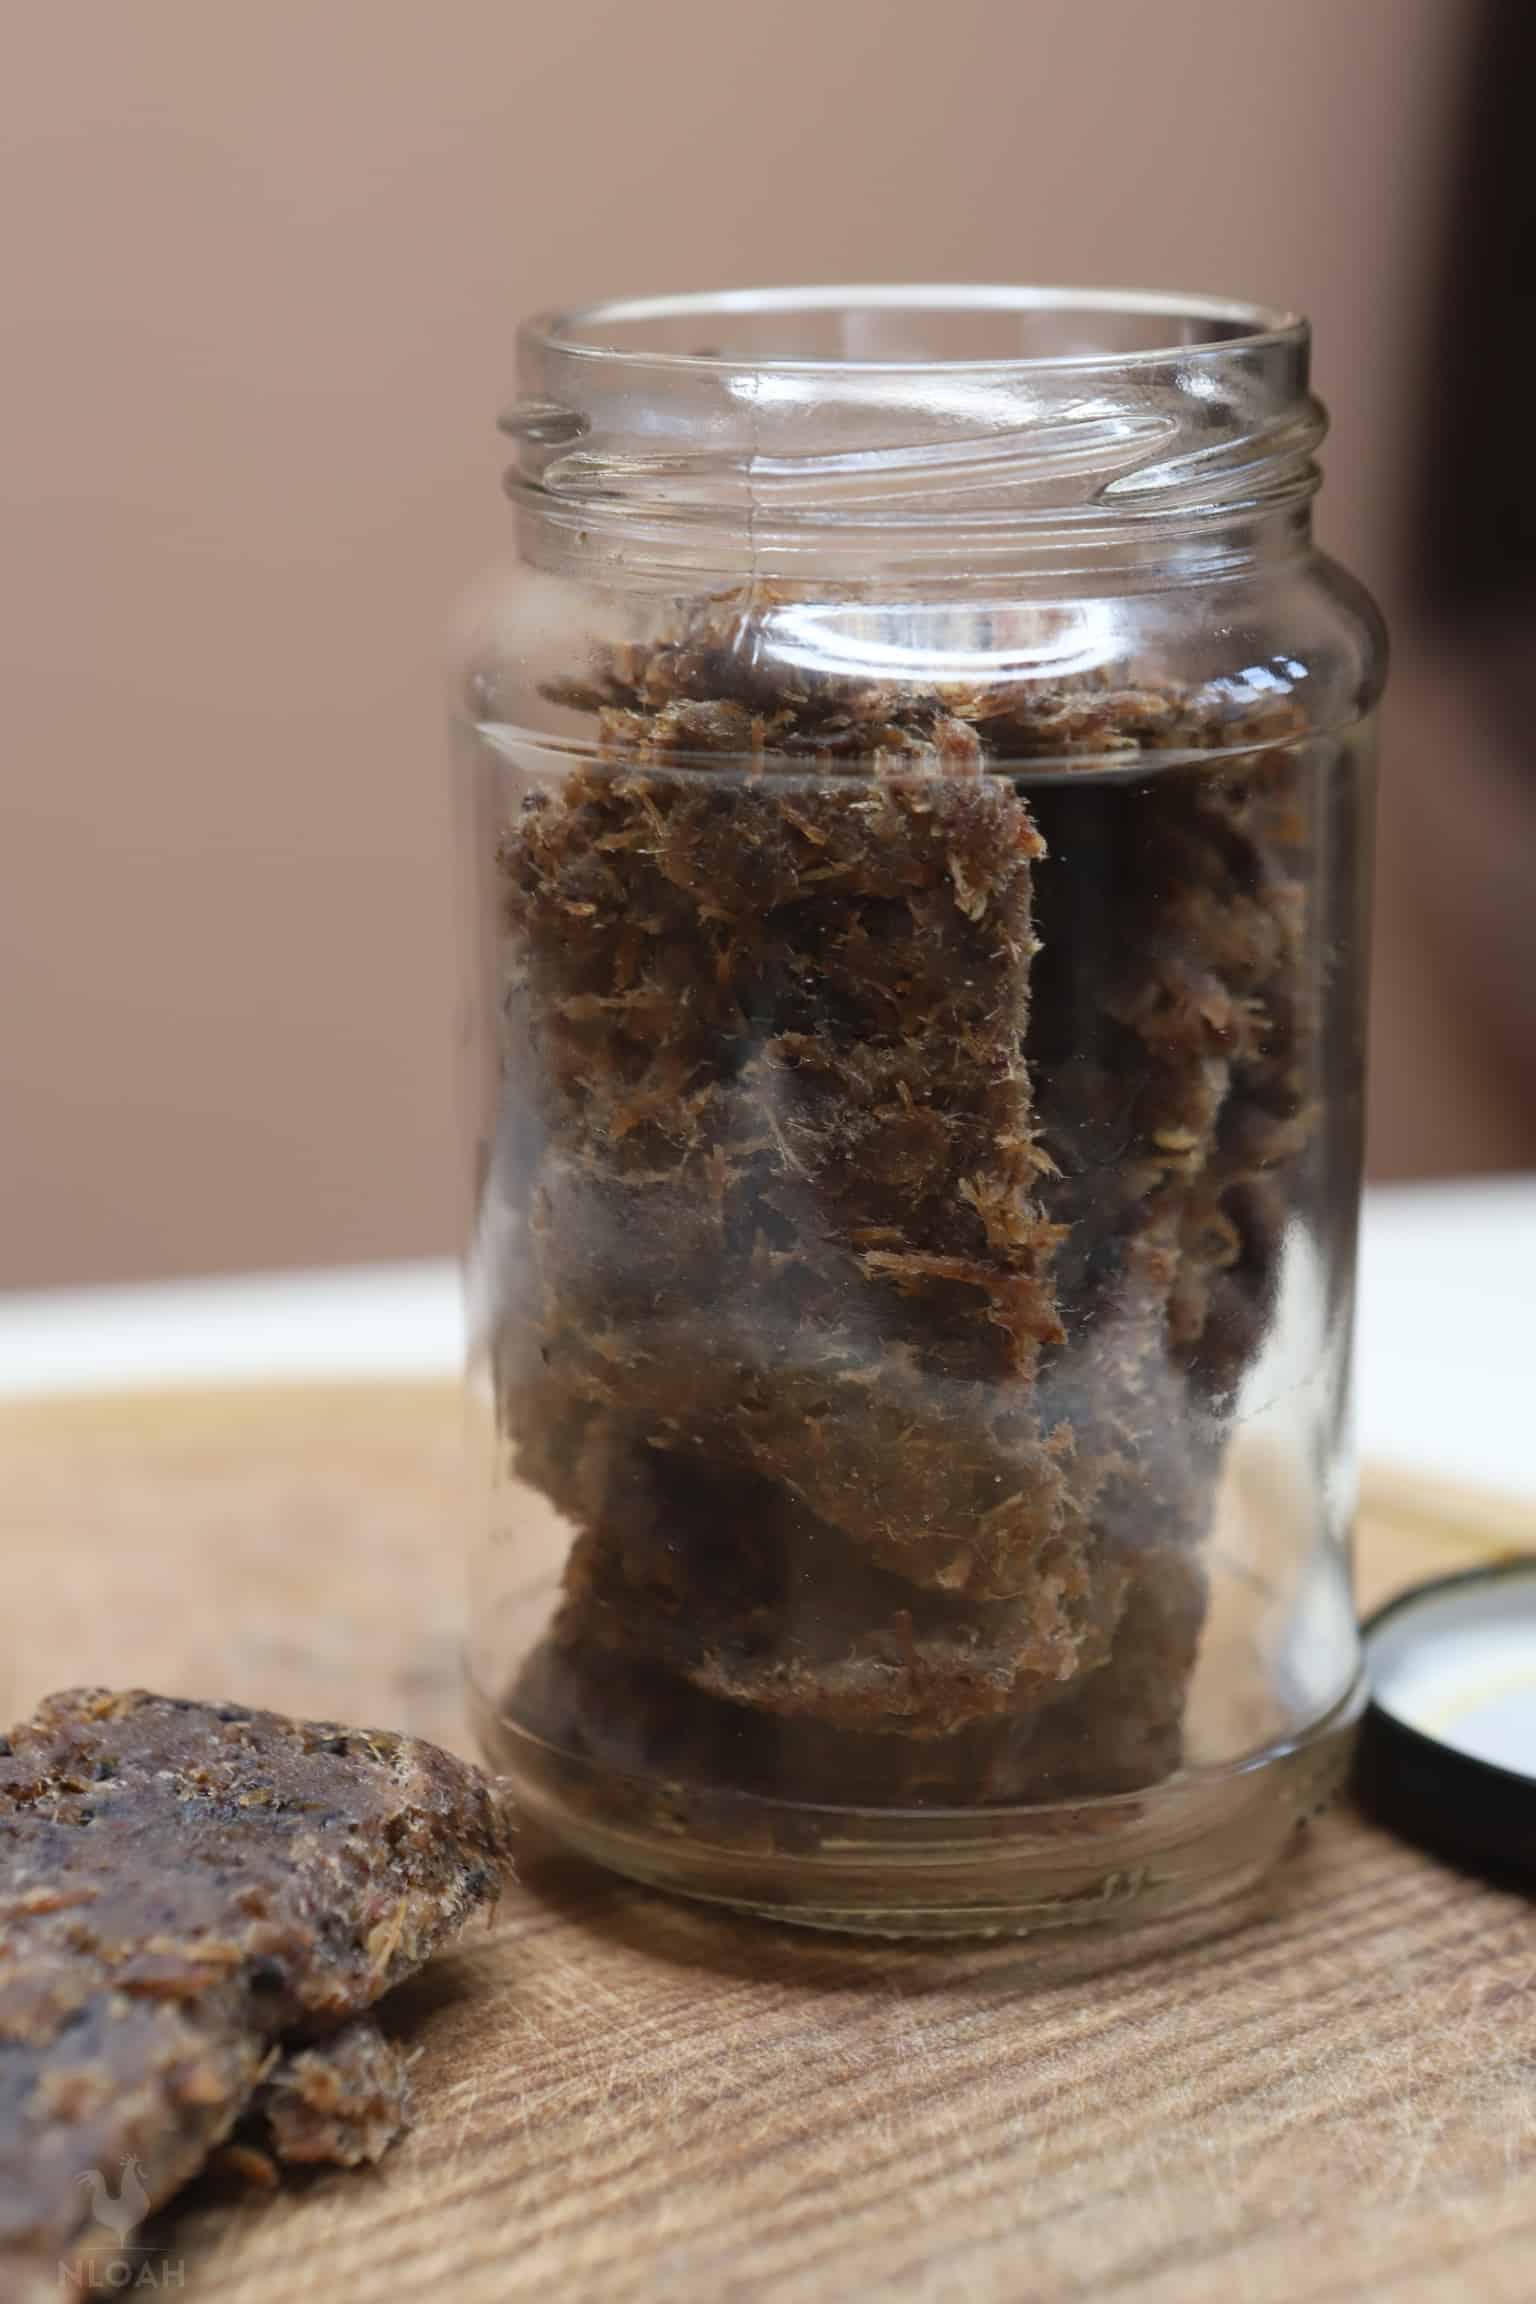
[457,287,1385,1935]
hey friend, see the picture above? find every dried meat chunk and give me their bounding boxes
[0,1689,510,2284]
[552,1477,1118,1739]
[490,589,1320,1815]
[251,2018,412,2169]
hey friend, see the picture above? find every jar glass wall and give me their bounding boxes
[458,289,1385,1935]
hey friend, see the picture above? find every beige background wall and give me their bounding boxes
[0,0,1476,1287]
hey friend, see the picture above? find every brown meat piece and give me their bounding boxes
[489,586,1318,1809]
[553,1506,1117,1741]
[251,2018,412,2169]
[511,1539,1203,1816]
[493,756,1102,1720]
[0,1689,510,2285]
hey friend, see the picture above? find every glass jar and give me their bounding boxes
[458,287,1384,1936]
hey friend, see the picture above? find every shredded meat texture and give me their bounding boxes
[490,588,1318,1813]
[250,2018,412,2169]
[0,1689,510,2285]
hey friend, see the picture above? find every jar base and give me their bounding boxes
[471,1677,1364,1940]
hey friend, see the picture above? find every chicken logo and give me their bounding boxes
[76,2156,150,2244]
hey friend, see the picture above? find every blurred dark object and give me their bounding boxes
[1417,0,1536,626]
[1370,0,1536,1180]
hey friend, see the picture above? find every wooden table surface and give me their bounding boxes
[5,1383,1536,2303]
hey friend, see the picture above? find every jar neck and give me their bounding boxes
[500,286,1323,585]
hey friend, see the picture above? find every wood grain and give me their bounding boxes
[3,1384,1534,2304]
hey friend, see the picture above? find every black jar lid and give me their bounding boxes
[1354,1560,1536,1885]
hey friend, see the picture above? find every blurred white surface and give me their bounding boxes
[1,1179,1533,1499]
[0,1261,462,1397]
[1355,1177,1536,1499]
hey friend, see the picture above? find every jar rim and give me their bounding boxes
[521,284,1306,378]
